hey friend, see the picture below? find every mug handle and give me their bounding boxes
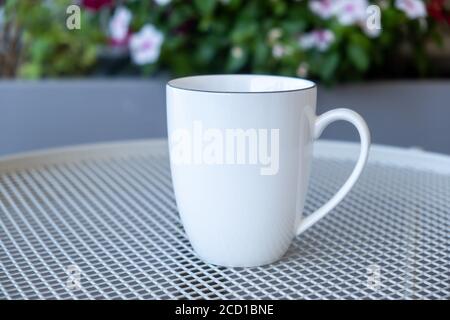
[296,108,371,235]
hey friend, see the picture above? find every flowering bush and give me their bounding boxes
[1,0,449,83]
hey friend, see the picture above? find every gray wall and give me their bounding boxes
[317,81,450,153]
[0,80,167,156]
[0,79,449,156]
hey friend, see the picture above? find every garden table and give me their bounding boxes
[0,139,448,299]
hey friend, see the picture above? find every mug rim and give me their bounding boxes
[167,74,316,94]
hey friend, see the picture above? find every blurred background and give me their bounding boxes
[1,0,449,156]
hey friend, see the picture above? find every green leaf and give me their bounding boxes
[347,44,369,71]
[18,63,42,79]
[253,40,269,68]
[141,63,157,76]
[273,1,287,16]
[81,45,97,67]
[196,41,216,64]
[319,53,339,81]
[30,38,52,62]
[350,33,371,50]
[194,0,217,16]
[231,21,257,43]
[226,48,248,72]
[281,20,307,34]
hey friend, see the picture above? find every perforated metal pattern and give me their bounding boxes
[0,140,448,300]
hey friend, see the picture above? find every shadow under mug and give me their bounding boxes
[167,75,370,267]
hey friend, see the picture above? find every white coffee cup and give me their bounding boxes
[167,75,370,267]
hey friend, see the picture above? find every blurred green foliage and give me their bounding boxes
[1,0,445,83]
[3,0,104,78]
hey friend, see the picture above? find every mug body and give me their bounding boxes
[167,75,317,267]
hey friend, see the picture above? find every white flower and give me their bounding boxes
[109,6,132,42]
[129,24,164,65]
[296,62,309,77]
[154,0,171,5]
[299,29,335,52]
[299,33,315,50]
[231,46,243,59]
[379,0,390,9]
[395,0,427,19]
[309,0,369,24]
[334,0,369,25]
[272,44,285,59]
[309,0,336,19]
[268,28,283,43]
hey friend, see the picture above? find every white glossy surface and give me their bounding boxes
[166,75,370,267]
[297,109,370,235]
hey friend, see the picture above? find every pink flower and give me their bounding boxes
[309,0,369,25]
[129,25,164,65]
[334,0,369,25]
[299,29,335,52]
[309,0,336,19]
[395,0,427,19]
[109,7,132,45]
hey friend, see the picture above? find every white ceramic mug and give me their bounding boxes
[167,75,370,267]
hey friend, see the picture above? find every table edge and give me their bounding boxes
[0,139,449,175]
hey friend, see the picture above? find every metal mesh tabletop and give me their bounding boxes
[0,139,448,300]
